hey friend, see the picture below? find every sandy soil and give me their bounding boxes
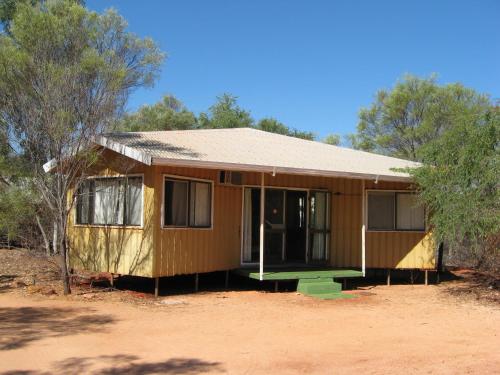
[0,250,499,374]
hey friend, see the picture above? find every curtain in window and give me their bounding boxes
[368,192,395,230]
[126,177,142,226]
[311,233,325,260]
[165,180,188,226]
[396,194,425,230]
[310,191,328,261]
[189,182,211,227]
[94,179,124,225]
[242,188,253,262]
[76,181,92,224]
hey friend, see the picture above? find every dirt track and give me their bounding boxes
[1,282,499,374]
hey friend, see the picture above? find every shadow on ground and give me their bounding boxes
[111,271,285,298]
[0,306,115,351]
[0,275,18,294]
[1,355,224,375]
[438,269,499,304]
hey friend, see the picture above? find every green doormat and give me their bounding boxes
[297,278,356,300]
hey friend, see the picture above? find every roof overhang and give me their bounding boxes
[44,135,414,183]
[151,157,413,182]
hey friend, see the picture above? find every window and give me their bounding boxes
[396,193,425,231]
[164,178,212,228]
[367,191,425,231]
[75,176,143,226]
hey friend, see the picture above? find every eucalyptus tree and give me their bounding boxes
[0,0,163,293]
[198,93,254,129]
[117,95,197,132]
[349,75,492,161]
[409,107,499,269]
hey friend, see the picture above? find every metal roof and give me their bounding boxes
[95,128,419,181]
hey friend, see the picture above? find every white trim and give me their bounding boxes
[361,180,366,277]
[259,173,265,281]
[152,157,412,183]
[239,186,245,265]
[305,190,310,264]
[96,136,152,165]
[73,173,145,229]
[161,173,214,231]
[240,185,311,267]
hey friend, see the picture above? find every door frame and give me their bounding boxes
[240,185,328,266]
[308,190,331,264]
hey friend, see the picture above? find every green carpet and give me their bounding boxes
[234,268,363,281]
[297,277,356,300]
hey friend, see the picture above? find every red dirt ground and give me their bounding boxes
[0,249,499,374]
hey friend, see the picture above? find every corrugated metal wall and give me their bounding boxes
[68,150,155,277]
[68,150,436,278]
[153,166,241,277]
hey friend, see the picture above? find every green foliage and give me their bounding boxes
[0,0,164,289]
[409,107,500,268]
[350,75,492,161]
[0,183,37,240]
[120,93,316,140]
[256,118,315,140]
[323,133,341,146]
[117,95,197,132]
[198,93,253,129]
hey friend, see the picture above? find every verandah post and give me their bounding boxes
[259,172,265,281]
[361,179,366,277]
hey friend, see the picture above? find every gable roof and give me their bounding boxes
[93,128,419,182]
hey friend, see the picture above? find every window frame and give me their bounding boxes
[74,174,144,229]
[366,189,426,233]
[161,174,214,230]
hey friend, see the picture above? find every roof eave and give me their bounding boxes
[151,157,413,183]
[95,136,152,166]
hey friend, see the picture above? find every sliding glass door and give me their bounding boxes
[309,191,330,263]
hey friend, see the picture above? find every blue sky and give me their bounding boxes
[86,0,499,139]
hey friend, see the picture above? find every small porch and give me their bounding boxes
[233,267,363,280]
[233,267,363,299]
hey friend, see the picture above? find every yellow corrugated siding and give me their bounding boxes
[153,166,241,277]
[366,232,435,269]
[67,150,155,277]
[68,150,436,278]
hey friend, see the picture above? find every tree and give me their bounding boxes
[0,0,163,294]
[256,117,315,140]
[198,93,254,129]
[323,133,340,146]
[117,95,197,132]
[349,75,492,161]
[409,107,499,270]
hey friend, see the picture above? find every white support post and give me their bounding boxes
[361,180,366,277]
[259,172,265,281]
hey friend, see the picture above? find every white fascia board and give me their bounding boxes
[43,136,152,173]
[151,157,413,183]
[43,159,58,173]
[95,136,152,166]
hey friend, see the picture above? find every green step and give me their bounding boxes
[296,277,355,300]
[297,280,342,294]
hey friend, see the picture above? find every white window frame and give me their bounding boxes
[161,174,214,230]
[73,173,145,229]
[365,189,426,233]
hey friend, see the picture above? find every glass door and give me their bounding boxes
[309,191,330,263]
[264,189,285,264]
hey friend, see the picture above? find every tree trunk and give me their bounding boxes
[61,236,71,295]
[36,215,51,256]
[52,222,58,255]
